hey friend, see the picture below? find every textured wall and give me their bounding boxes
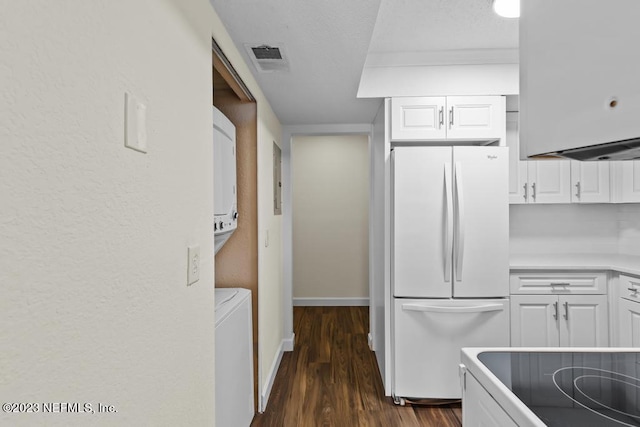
[292,135,369,299]
[1,1,216,426]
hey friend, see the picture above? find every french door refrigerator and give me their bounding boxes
[392,145,510,402]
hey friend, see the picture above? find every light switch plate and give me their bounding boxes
[125,92,147,153]
[187,245,200,286]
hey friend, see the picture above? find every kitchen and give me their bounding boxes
[3,1,640,427]
[214,0,640,425]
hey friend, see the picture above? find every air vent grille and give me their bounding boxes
[245,43,290,73]
[252,46,282,60]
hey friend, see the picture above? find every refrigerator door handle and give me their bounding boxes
[454,162,465,281]
[444,163,453,283]
[402,303,504,314]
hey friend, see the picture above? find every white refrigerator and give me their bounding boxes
[391,145,510,402]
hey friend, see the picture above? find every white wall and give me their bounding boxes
[510,204,620,255]
[1,0,286,424]
[510,203,640,257]
[1,1,216,426]
[369,102,387,390]
[292,135,369,301]
[618,204,640,256]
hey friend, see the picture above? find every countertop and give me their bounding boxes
[510,253,640,277]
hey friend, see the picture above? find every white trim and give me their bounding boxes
[364,48,519,68]
[259,339,284,413]
[293,297,370,306]
[282,123,375,362]
[357,64,519,99]
[282,333,295,352]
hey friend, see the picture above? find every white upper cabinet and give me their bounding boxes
[526,160,572,204]
[570,161,611,203]
[506,111,571,204]
[391,96,505,142]
[612,160,640,203]
[446,96,506,140]
[390,97,446,140]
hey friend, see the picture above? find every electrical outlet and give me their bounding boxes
[187,245,200,285]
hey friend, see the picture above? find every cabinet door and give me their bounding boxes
[619,160,640,202]
[463,372,518,427]
[506,112,528,204]
[619,297,640,347]
[510,295,559,347]
[527,160,571,203]
[570,161,610,203]
[559,295,609,347]
[390,97,446,141]
[446,96,505,141]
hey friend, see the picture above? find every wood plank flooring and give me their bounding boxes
[251,306,462,427]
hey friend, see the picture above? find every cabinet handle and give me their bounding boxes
[563,301,569,320]
[551,282,570,287]
[523,183,528,201]
[575,182,581,199]
[439,107,444,129]
[531,183,537,201]
[449,107,454,128]
[553,301,558,320]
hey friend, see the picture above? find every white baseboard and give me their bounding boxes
[292,297,370,306]
[282,333,295,352]
[260,339,284,413]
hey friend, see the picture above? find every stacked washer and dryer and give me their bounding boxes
[213,106,254,427]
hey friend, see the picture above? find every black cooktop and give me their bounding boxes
[478,352,640,427]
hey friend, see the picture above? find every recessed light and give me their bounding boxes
[493,0,520,18]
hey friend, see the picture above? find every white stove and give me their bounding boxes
[461,348,640,427]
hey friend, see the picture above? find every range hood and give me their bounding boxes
[519,0,640,161]
[534,138,640,161]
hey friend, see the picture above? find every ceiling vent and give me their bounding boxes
[244,44,290,73]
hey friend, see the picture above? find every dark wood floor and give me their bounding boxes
[251,306,462,427]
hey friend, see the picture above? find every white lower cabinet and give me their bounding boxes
[462,370,517,427]
[618,274,640,346]
[511,294,609,347]
[619,297,640,347]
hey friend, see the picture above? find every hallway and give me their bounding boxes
[251,306,462,427]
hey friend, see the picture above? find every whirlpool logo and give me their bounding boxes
[487,155,498,160]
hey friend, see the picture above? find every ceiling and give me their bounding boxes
[210,0,518,126]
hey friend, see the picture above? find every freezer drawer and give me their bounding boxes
[393,298,510,400]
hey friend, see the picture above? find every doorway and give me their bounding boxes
[291,134,370,305]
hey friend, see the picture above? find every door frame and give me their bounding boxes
[281,123,375,351]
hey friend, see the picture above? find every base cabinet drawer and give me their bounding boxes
[510,271,607,294]
[619,274,640,301]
